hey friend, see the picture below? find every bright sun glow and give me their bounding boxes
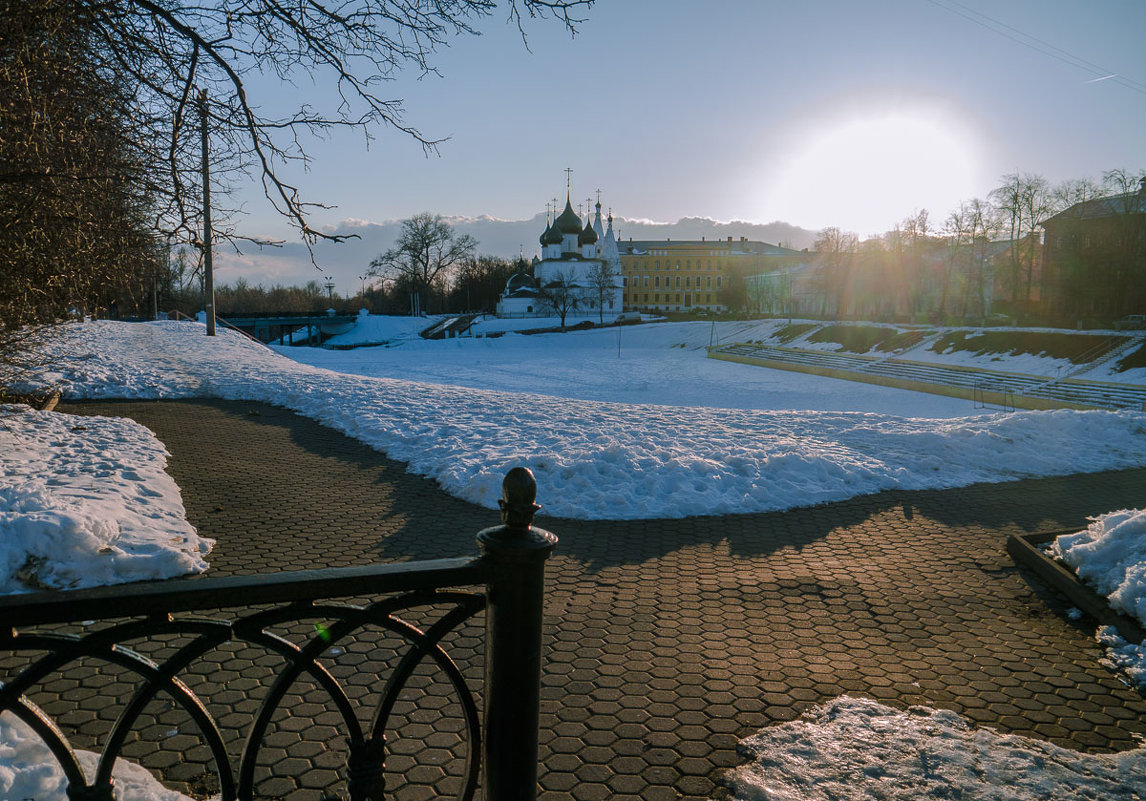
[760,109,985,236]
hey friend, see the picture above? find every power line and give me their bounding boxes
[924,0,1146,97]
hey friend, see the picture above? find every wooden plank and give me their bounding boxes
[1006,532,1145,644]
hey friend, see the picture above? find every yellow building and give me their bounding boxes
[618,237,807,313]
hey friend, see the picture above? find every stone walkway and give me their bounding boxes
[32,400,1146,799]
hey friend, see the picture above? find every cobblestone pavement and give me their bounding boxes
[21,399,1146,800]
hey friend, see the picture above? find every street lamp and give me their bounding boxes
[324,277,336,307]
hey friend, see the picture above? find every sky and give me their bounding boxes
[226,0,1146,253]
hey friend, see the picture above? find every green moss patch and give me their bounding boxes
[808,325,898,354]
[876,330,929,353]
[931,331,1128,364]
[772,323,818,344]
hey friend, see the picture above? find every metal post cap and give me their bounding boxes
[499,467,541,529]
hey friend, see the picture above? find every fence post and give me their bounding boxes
[476,467,557,801]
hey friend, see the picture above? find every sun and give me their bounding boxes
[758,107,986,236]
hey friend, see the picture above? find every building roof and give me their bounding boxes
[554,197,584,235]
[618,239,806,258]
[1044,189,1146,226]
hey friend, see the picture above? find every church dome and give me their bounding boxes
[504,263,538,297]
[578,220,598,246]
[554,198,583,235]
[539,222,554,247]
[543,221,563,246]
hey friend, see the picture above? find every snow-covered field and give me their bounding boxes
[5,316,1146,800]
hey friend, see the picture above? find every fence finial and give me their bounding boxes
[499,467,540,529]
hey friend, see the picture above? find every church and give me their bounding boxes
[497,191,623,319]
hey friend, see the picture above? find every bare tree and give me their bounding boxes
[368,213,477,315]
[586,260,618,324]
[901,209,931,320]
[813,227,859,319]
[990,172,1054,319]
[2,0,161,332]
[539,269,579,328]
[6,0,595,249]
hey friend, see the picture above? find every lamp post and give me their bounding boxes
[325,277,336,307]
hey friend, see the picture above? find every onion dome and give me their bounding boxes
[579,219,599,246]
[539,222,554,247]
[543,221,564,246]
[554,197,583,235]
[504,258,537,296]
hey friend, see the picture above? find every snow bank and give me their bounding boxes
[17,320,1146,521]
[725,697,1146,801]
[0,712,191,801]
[321,310,429,346]
[0,405,212,593]
[1052,509,1146,687]
[1053,509,1146,627]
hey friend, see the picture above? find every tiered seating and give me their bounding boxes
[712,343,1146,411]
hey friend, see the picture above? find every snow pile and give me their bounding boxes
[0,405,211,593]
[1051,509,1146,687]
[15,320,1146,521]
[321,310,429,346]
[0,712,192,801]
[1052,509,1146,626]
[725,697,1146,801]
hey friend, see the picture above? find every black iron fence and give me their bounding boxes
[0,468,555,801]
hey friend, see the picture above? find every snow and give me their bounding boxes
[1051,509,1146,687]
[6,316,1146,800]
[287,320,983,414]
[0,405,212,594]
[0,712,193,801]
[723,696,1146,801]
[16,320,1146,523]
[318,309,428,346]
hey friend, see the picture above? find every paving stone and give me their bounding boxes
[5,398,1142,801]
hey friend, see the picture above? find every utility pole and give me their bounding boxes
[199,87,216,336]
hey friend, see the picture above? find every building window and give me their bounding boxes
[716,276,722,288]
[654,276,660,289]
[686,259,691,269]
[675,276,681,289]
[706,276,712,289]
[654,293,660,302]
[685,276,691,288]
[622,276,628,288]
[644,276,650,288]
[655,260,660,270]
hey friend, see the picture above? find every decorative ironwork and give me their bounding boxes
[0,469,558,801]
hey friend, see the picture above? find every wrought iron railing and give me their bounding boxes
[0,467,556,801]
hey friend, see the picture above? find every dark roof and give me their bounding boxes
[1044,191,1146,225]
[554,198,583,235]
